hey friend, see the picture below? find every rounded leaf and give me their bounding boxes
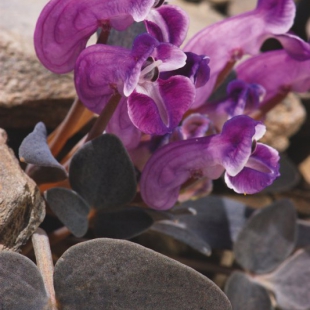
[92,207,153,239]
[234,199,297,274]
[0,251,48,310]
[150,220,211,256]
[19,122,67,183]
[54,238,232,310]
[69,134,137,209]
[225,272,273,310]
[45,188,90,238]
[256,248,310,310]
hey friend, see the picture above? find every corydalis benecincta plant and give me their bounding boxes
[30,0,310,212]
[31,0,310,212]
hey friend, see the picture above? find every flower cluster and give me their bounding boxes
[34,0,310,210]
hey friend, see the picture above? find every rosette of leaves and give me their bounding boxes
[224,200,310,310]
[0,238,231,310]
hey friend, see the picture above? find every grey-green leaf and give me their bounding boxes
[92,207,153,239]
[225,272,273,310]
[54,238,232,310]
[257,248,310,310]
[69,134,137,209]
[150,220,211,256]
[0,251,48,310]
[234,199,297,274]
[18,122,67,183]
[44,187,90,238]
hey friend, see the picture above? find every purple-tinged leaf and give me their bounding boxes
[128,76,195,135]
[150,220,212,256]
[34,0,155,73]
[145,5,189,47]
[175,196,250,250]
[234,200,297,274]
[0,251,48,310]
[225,271,273,310]
[92,207,153,239]
[18,122,67,183]
[54,239,232,309]
[44,188,90,238]
[184,0,296,108]
[255,248,310,310]
[296,220,310,248]
[69,134,137,210]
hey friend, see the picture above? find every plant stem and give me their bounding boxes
[47,28,111,157]
[86,93,122,142]
[48,226,72,246]
[249,92,288,120]
[213,60,236,92]
[32,228,58,310]
[48,98,90,156]
[169,256,238,276]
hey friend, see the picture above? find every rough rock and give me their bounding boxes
[0,0,75,129]
[228,0,256,16]
[0,128,46,251]
[260,93,306,152]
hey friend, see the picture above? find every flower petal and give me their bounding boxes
[220,116,265,176]
[124,34,158,96]
[224,143,280,194]
[128,76,195,135]
[106,97,142,150]
[153,43,187,72]
[236,49,310,107]
[74,44,131,113]
[34,0,155,73]
[181,114,211,139]
[202,80,265,129]
[140,136,225,210]
[184,0,295,108]
[140,115,267,210]
[145,5,189,47]
[160,52,210,88]
[274,33,310,61]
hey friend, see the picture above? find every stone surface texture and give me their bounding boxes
[260,93,306,152]
[0,128,45,251]
[0,0,75,129]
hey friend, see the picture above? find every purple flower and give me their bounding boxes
[201,80,265,129]
[145,4,189,47]
[75,34,196,135]
[106,97,142,150]
[140,115,280,210]
[34,0,189,73]
[236,34,310,108]
[160,52,210,88]
[184,0,296,108]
